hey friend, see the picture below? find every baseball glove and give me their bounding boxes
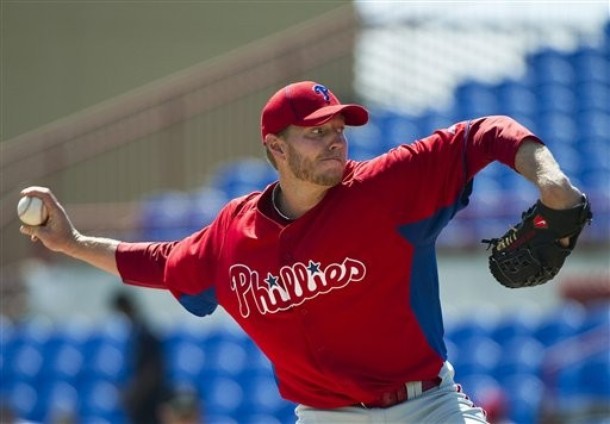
[482,196,592,288]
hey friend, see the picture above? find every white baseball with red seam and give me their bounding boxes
[17,196,49,226]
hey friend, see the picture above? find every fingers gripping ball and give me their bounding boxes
[17,196,49,226]
[482,196,592,288]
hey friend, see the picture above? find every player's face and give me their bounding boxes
[283,116,347,187]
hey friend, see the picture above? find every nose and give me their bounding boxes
[329,128,346,150]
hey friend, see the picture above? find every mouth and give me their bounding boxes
[320,156,344,164]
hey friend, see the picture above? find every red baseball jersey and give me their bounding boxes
[117,116,540,408]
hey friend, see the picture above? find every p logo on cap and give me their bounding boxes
[313,84,331,103]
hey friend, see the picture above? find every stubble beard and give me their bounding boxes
[286,144,344,187]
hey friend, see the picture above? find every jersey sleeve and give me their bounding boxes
[353,115,540,241]
[116,200,237,316]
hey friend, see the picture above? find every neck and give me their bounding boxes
[274,180,329,220]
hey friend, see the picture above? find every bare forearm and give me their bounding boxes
[65,234,121,276]
[515,139,583,209]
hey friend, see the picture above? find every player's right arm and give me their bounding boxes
[19,186,121,276]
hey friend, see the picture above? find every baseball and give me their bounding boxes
[17,196,49,226]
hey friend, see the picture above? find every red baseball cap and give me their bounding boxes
[260,81,369,141]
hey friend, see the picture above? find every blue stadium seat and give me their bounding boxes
[492,336,544,383]
[534,308,582,347]
[78,379,126,423]
[530,49,575,85]
[575,81,610,112]
[578,352,610,397]
[445,314,496,347]
[417,110,455,138]
[166,340,206,385]
[569,47,609,84]
[38,381,79,423]
[208,338,249,377]
[454,81,500,118]
[6,381,41,422]
[452,337,502,378]
[242,413,283,424]
[490,313,540,347]
[202,376,244,420]
[10,344,45,385]
[382,114,422,148]
[495,80,538,116]
[579,137,610,172]
[238,370,286,419]
[189,187,229,228]
[544,143,581,176]
[42,344,85,387]
[576,109,610,140]
[536,111,578,146]
[535,83,577,115]
[501,374,544,424]
[139,191,194,240]
[346,120,384,160]
[211,158,276,199]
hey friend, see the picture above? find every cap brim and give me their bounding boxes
[298,104,369,127]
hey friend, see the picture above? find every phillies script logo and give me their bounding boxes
[230,258,366,317]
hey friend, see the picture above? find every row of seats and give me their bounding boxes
[1,301,608,423]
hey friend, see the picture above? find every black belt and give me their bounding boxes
[357,378,442,408]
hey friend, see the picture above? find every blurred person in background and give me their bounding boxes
[19,81,587,423]
[111,290,166,424]
[157,387,203,424]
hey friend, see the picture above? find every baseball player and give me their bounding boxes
[20,81,589,423]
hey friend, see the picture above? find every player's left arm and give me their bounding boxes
[514,138,583,210]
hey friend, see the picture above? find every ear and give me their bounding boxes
[264,134,285,157]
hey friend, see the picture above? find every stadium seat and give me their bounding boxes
[490,312,541,347]
[417,110,455,137]
[190,187,229,228]
[38,381,79,423]
[10,344,44,385]
[6,381,40,421]
[207,338,249,377]
[78,379,126,423]
[492,336,544,383]
[211,158,276,199]
[42,344,85,387]
[535,83,577,115]
[575,81,610,112]
[570,47,609,84]
[238,370,286,418]
[579,352,610,397]
[452,337,502,378]
[382,113,422,148]
[139,191,194,241]
[536,111,578,146]
[166,340,206,385]
[346,120,384,160]
[534,309,582,347]
[202,376,244,420]
[530,49,575,85]
[454,81,500,118]
[502,374,544,424]
[495,80,538,116]
[445,312,497,346]
[576,109,610,140]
